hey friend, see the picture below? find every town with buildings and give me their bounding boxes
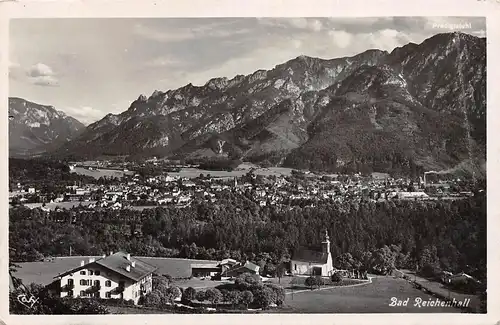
[9,159,478,213]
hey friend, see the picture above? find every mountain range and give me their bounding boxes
[8,97,85,157]
[11,32,486,177]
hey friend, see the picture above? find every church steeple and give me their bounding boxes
[322,229,331,255]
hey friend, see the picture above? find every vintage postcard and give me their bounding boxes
[1,0,499,324]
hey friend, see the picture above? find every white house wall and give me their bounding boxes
[291,255,334,276]
[59,264,152,304]
[291,261,325,275]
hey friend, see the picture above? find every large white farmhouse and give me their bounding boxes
[290,230,334,276]
[54,251,157,304]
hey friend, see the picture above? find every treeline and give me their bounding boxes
[9,158,96,191]
[194,158,242,172]
[284,143,428,178]
[9,189,486,281]
[8,158,125,199]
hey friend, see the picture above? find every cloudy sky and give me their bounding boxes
[9,16,485,125]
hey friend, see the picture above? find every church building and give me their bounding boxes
[290,230,334,276]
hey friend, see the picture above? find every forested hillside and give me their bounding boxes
[9,190,486,281]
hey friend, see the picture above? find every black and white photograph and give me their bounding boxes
[5,12,490,318]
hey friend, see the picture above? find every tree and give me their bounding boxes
[372,246,396,275]
[266,284,285,306]
[315,276,325,288]
[235,272,262,289]
[195,290,206,302]
[276,263,286,284]
[336,252,355,269]
[164,286,181,305]
[143,290,163,307]
[305,276,317,290]
[162,274,173,286]
[152,275,169,293]
[204,288,223,308]
[331,272,343,283]
[361,251,374,271]
[239,290,254,309]
[264,262,277,277]
[224,290,241,308]
[253,287,276,309]
[182,287,197,302]
[419,246,441,278]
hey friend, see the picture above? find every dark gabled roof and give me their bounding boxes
[292,248,328,264]
[97,252,158,282]
[55,252,157,282]
[223,261,260,275]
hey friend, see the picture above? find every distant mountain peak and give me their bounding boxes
[9,97,85,157]
[150,90,164,99]
[205,77,229,90]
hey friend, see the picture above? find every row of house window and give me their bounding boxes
[80,270,101,276]
[67,290,114,298]
[69,278,125,288]
[77,279,112,287]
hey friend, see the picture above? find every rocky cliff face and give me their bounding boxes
[53,32,486,177]
[9,97,85,157]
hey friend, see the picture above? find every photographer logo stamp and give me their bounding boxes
[17,293,39,309]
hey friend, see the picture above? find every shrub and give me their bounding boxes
[162,274,173,285]
[315,276,325,288]
[253,286,277,309]
[332,272,343,283]
[224,290,241,307]
[143,291,163,307]
[239,290,254,309]
[75,299,110,314]
[164,286,181,305]
[195,290,206,302]
[266,284,285,306]
[204,288,223,307]
[182,287,197,302]
[152,275,170,293]
[305,276,317,290]
[235,273,262,289]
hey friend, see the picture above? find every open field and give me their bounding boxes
[279,276,464,313]
[71,167,134,179]
[163,166,296,179]
[14,256,105,285]
[267,275,367,292]
[20,201,97,211]
[70,164,297,180]
[14,256,218,285]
